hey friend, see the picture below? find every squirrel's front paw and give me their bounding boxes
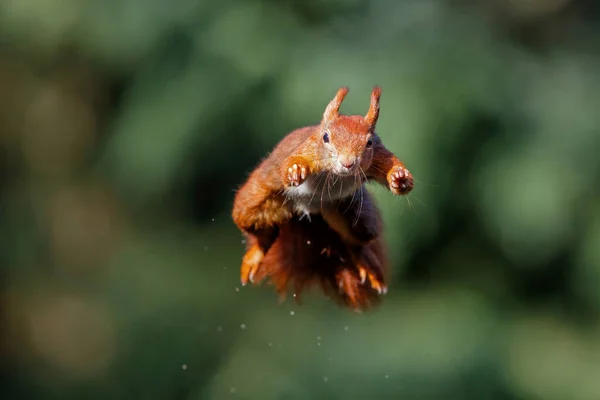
[287,163,309,187]
[388,166,414,195]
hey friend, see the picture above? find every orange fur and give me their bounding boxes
[249,213,388,311]
[231,86,414,310]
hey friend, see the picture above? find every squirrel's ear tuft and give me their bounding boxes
[322,87,349,123]
[364,86,382,129]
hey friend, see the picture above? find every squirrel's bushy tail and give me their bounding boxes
[248,214,388,311]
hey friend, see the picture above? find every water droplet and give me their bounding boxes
[344,326,349,331]
[240,324,246,330]
[268,342,273,347]
[290,311,295,316]
[306,240,311,245]
[317,342,321,346]
[229,387,236,394]
[241,239,246,244]
[235,287,239,292]
[323,377,329,383]
[217,326,223,332]
[293,293,297,298]
[211,218,215,222]
[316,336,321,340]
[385,374,389,379]
[204,246,209,251]
[328,357,333,362]
[182,364,187,370]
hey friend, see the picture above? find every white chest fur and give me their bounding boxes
[284,173,363,215]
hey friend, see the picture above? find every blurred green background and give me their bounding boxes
[1,0,600,399]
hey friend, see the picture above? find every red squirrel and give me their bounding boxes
[232,86,414,310]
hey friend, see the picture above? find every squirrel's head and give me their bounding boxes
[317,86,381,176]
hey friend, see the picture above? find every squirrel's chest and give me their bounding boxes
[284,174,361,214]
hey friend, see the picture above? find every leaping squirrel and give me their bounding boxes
[232,86,414,310]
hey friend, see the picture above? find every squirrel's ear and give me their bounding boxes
[322,87,349,123]
[364,86,382,129]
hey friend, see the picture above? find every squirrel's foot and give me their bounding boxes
[287,163,308,187]
[358,266,387,295]
[388,166,414,195]
[240,244,265,285]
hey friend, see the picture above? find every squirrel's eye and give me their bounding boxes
[366,139,373,148]
[323,132,330,143]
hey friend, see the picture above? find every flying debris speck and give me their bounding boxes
[240,324,246,329]
[182,364,187,370]
[290,311,295,316]
[344,326,349,331]
[323,377,329,383]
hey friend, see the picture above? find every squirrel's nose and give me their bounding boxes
[339,155,356,169]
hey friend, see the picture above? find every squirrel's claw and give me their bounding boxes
[358,266,387,295]
[241,262,261,285]
[287,164,308,187]
[240,244,265,285]
[358,266,367,284]
[388,166,414,195]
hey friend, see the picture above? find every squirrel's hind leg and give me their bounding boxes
[240,228,279,285]
[232,178,292,285]
[320,190,388,295]
[354,243,387,295]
